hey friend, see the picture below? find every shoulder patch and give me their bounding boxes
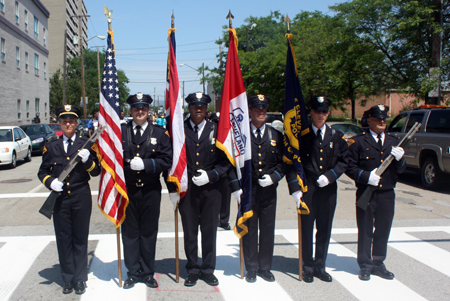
[42,146,47,154]
[348,138,356,146]
[165,130,170,137]
[91,142,98,153]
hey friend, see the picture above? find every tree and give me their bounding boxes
[48,49,130,115]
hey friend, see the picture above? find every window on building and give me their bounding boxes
[35,98,40,115]
[1,38,5,61]
[25,52,28,71]
[17,99,21,119]
[24,10,28,31]
[0,0,4,12]
[16,46,20,67]
[44,103,47,117]
[34,53,39,75]
[43,28,46,46]
[15,2,19,23]
[26,100,30,119]
[34,17,39,38]
[43,62,46,78]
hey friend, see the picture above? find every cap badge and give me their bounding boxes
[257,94,265,101]
[318,97,324,103]
[378,104,385,111]
[196,92,203,99]
[136,93,143,100]
[64,105,72,112]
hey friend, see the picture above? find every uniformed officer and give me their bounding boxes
[346,104,405,281]
[299,97,349,283]
[121,93,173,289]
[230,95,297,283]
[38,105,101,295]
[168,92,230,287]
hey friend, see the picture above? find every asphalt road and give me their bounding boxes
[0,155,449,300]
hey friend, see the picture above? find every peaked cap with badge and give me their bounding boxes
[56,105,82,119]
[126,92,153,108]
[308,96,332,111]
[185,92,211,106]
[364,104,389,119]
[248,94,270,109]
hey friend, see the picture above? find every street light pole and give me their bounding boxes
[179,63,205,93]
[62,29,67,105]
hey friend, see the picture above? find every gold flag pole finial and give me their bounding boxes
[226,10,234,28]
[104,6,113,30]
[285,13,291,33]
[171,10,175,28]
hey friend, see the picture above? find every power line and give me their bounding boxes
[115,40,217,51]
[115,48,218,56]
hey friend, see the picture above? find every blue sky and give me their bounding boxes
[85,0,341,102]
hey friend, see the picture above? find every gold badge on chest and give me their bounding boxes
[151,138,157,145]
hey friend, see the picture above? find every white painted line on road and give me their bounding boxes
[27,184,44,194]
[0,236,52,301]
[0,189,169,199]
[279,229,427,301]
[215,231,293,301]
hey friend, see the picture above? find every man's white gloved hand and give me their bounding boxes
[368,168,381,186]
[169,192,180,211]
[192,169,209,186]
[391,146,405,161]
[258,174,273,187]
[50,179,64,192]
[291,190,303,209]
[232,189,243,204]
[130,157,145,171]
[78,149,90,163]
[316,175,330,188]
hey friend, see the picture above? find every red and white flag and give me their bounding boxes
[97,30,128,227]
[165,28,188,205]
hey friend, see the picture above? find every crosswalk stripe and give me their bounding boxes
[0,190,169,199]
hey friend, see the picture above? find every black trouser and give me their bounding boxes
[243,183,277,272]
[219,178,231,224]
[53,186,92,283]
[121,182,162,278]
[301,180,337,273]
[356,188,395,272]
[179,181,221,275]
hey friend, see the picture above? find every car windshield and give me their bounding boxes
[48,124,61,131]
[331,124,363,135]
[0,129,13,142]
[21,125,46,135]
[266,113,283,124]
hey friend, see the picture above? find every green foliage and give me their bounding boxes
[48,49,130,116]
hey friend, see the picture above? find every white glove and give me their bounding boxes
[169,192,180,211]
[50,179,64,192]
[317,175,330,188]
[391,146,405,161]
[291,190,303,208]
[258,174,273,187]
[192,169,209,186]
[78,149,90,163]
[232,189,243,204]
[130,157,145,171]
[368,168,380,186]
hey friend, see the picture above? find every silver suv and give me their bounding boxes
[387,105,450,190]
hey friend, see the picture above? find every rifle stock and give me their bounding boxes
[39,191,61,219]
[355,122,421,211]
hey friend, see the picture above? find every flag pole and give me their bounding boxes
[175,207,180,282]
[226,10,244,279]
[297,213,303,281]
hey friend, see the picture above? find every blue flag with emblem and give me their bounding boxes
[283,32,310,214]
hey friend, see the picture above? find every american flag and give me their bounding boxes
[97,30,129,227]
[165,28,188,203]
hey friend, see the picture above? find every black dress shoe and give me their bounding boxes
[143,275,158,288]
[184,273,199,287]
[303,271,314,283]
[359,270,371,281]
[123,277,139,289]
[372,268,395,280]
[219,222,231,230]
[314,270,332,282]
[245,271,257,283]
[257,270,275,282]
[200,273,219,286]
[74,282,86,295]
[62,283,73,294]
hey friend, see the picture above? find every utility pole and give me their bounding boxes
[202,62,205,94]
[62,29,67,105]
[429,0,442,105]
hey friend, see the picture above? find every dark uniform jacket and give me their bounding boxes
[121,122,172,186]
[300,125,348,183]
[38,134,101,191]
[346,130,406,190]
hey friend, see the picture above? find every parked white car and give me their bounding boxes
[0,126,32,169]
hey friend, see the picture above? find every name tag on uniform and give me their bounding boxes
[151,138,157,145]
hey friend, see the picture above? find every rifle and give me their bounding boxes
[356,122,421,211]
[39,126,105,219]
